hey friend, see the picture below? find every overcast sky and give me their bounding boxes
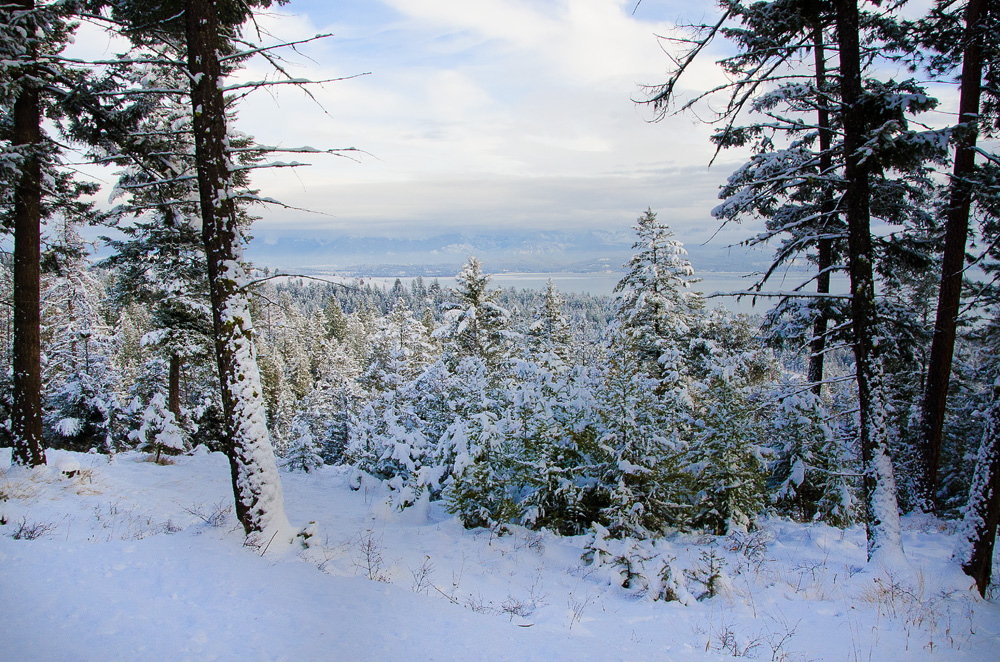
[215,0,754,252]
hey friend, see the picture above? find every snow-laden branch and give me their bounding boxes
[241,273,360,292]
[230,145,362,156]
[705,290,852,300]
[117,173,199,190]
[219,33,336,62]
[37,54,186,69]
[220,72,369,92]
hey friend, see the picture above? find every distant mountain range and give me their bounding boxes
[246,230,765,277]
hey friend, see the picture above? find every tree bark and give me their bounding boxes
[834,0,903,562]
[168,352,181,420]
[957,376,1000,597]
[920,0,988,512]
[10,0,46,468]
[808,19,835,395]
[185,0,289,537]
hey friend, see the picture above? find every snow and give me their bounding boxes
[1,447,997,661]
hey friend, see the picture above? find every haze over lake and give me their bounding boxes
[303,270,849,316]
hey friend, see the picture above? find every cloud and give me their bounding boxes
[71,0,755,269]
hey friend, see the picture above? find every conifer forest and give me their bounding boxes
[2,1,1000,660]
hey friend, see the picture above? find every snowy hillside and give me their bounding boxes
[2,448,996,662]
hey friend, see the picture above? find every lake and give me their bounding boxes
[334,270,848,315]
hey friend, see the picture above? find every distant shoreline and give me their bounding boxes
[268,269,839,314]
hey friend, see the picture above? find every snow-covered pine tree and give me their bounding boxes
[918,0,998,510]
[323,296,350,343]
[594,332,689,539]
[99,55,215,445]
[437,257,513,371]
[41,217,122,452]
[768,378,854,527]
[1,1,106,466]
[350,387,435,505]
[683,332,767,535]
[102,0,295,538]
[310,337,363,465]
[442,403,519,530]
[611,209,701,391]
[955,210,1000,595]
[640,0,943,561]
[507,356,602,535]
[527,279,574,367]
[834,0,906,562]
[282,416,324,473]
[134,391,185,462]
[362,298,437,394]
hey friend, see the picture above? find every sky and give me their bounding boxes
[216,0,754,254]
[66,0,969,276]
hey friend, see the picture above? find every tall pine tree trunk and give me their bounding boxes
[835,0,903,563]
[920,0,988,512]
[185,0,290,538]
[168,353,181,421]
[956,375,1000,597]
[11,0,45,468]
[808,19,835,395]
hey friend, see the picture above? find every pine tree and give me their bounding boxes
[103,0,294,537]
[134,391,185,462]
[363,298,437,393]
[833,0,905,562]
[684,333,767,535]
[282,416,324,473]
[41,218,121,452]
[99,53,214,429]
[508,357,602,535]
[768,379,855,526]
[437,257,512,370]
[1,0,86,466]
[611,209,701,389]
[919,0,998,511]
[528,279,574,367]
[641,0,934,561]
[595,334,689,538]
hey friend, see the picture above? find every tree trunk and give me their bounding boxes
[10,0,46,468]
[834,0,903,562]
[808,19,835,395]
[168,353,181,421]
[185,0,290,538]
[956,376,1000,597]
[919,0,988,512]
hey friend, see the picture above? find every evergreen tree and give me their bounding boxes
[918,0,998,510]
[594,334,689,538]
[282,416,324,473]
[611,209,701,389]
[508,358,602,535]
[437,257,512,370]
[768,379,855,526]
[105,0,294,537]
[640,0,938,561]
[527,279,574,367]
[41,218,121,452]
[99,54,214,429]
[684,333,767,535]
[362,298,437,393]
[134,391,185,462]
[1,1,89,466]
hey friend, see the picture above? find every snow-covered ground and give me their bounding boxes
[1,448,997,661]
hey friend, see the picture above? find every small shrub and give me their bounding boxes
[727,527,772,574]
[11,516,55,540]
[355,529,389,582]
[184,501,232,527]
[685,549,728,601]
